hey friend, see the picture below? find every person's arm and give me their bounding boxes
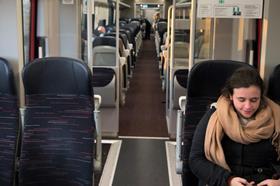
[189,108,233,185]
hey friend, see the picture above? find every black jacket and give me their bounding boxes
[189,108,280,186]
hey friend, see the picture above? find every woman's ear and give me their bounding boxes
[229,95,233,100]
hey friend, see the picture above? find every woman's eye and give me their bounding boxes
[238,98,245,102]
[250,98,259,103]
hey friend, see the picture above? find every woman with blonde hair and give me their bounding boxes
[152,12,160,31]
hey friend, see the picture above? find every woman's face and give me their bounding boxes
[230,85,261,119]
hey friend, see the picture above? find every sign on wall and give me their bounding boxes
[62,0,74,4]
[197,0,263,18]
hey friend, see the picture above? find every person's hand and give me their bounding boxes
[257,179,280,186]
[229,177,255,186]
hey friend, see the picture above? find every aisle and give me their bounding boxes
[112,138,169,186]
[119,39,168,137]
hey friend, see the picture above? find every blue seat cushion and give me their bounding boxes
[0,94,18,186]
[19,94,95,186]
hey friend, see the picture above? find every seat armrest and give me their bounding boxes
[176,109,184,174]
[124,49,130,58]
[94,94,102,111]
[179,96,186,112]
[161,45,166,51]
[94,94,102,171]
[162,50,168,59]
[119,57,126,66]
[128,43,133,50]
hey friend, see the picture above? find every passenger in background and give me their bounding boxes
[81,26,106,61]
[144,18,151,40]
[189,67,280,186]
[93,26,106,37]
[152,12,160,31]
[81,26,106,41]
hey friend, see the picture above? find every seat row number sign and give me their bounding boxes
[197,0,263,18]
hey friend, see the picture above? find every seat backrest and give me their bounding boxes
[0,57,18,186]
[22,57,92,96]
[93,36,116,48]
[120,28,133,44]
[123,24,138,38]
[175,30,190,43]
[157,21,167,40]
[93,46,116,66]
[174,42,189,59]
[103,33,126,56]
[267,64,280,104]
[105,24,116,33]
[20,57,95,186]
[120,20,127,27]
[0,57,16,95]
[92,68,117,107]
[105,32,128,49]
[182,60,252,185]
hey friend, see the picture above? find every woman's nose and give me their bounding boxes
[244,101,252,109]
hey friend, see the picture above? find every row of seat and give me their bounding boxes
[155,18,192,138]
[0,57,97,186]
[93,19,143,108]
[174,60,280,186]
[157,12,213,138]
[89,19,145,136]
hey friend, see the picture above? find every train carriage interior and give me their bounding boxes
[1,0,280,185]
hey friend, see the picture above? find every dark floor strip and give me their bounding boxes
[119,39,168,137]
[113,138,169,186]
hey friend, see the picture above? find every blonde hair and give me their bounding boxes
[153,12,160,20]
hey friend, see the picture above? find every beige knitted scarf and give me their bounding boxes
[204,96,280,171]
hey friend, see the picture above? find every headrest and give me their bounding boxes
[104,33,127,46]
[158,19,167,22]
[157,22,167,38]
[92,46,117,66]
[0,57,16,95]
[105,25,116,33]
[187,60,252,97]
[130,18,141,22]
[120,29,133,42]
[123,24,139,37]
[22,57,92,96]
[267,64,280,103]
[93,36,116,48]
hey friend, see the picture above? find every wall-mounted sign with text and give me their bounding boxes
[197,0,263,18]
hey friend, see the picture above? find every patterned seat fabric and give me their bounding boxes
[0,94,18,186]
[19,57,95,186]
[19,95,94,186]
[0,57,18,186]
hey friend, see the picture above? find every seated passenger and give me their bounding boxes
[93,26,106,37]
[189,67,280,186]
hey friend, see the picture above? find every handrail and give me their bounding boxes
[188,0,197,70]
[94,94,102,171]
[175,2,191,8]
[87,0,93,71]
